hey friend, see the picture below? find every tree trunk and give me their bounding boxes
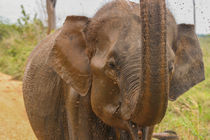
[193,0,196,30]
[46,0,57,34]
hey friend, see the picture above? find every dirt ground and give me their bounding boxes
[0,72,36,140]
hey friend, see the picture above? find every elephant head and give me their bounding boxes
[48,0,204,138]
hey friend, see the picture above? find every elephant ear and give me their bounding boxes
[169,24,205,101]
[48,16,91,96]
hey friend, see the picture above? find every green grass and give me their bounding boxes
[155,36,210,140]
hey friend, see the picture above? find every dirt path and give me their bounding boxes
[0,73,36,140]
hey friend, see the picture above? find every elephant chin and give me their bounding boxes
[118,119,151,140]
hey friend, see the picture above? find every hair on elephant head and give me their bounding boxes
[46,0,204,139]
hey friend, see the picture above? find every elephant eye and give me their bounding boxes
[169,65,174,72]
[108,61,116,69]
[107,58,116,69]
[168,61,174,73]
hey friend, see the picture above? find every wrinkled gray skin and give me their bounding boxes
[23,0,204,140]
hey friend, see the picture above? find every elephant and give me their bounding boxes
[23,0,205,140]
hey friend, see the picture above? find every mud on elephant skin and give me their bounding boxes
[23,0,204,140]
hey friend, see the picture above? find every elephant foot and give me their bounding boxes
[152,130,179,140]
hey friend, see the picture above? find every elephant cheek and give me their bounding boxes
[90,75,126,128]
[120,90,139,121]
[118,60,142,121]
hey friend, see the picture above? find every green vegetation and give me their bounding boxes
[0,5,209,140]
[0,5,46,79]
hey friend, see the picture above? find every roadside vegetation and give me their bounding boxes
[0,6,209,140]
[0,5,46,79]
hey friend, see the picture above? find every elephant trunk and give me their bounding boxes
[133,0,168,126]
[121,0,169,127]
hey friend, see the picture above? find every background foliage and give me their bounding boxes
[0,5,209,140]
[0,5,46,79]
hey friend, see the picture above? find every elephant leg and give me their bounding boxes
[65,86,80,140]
[142,126,154,140]
[115,128,121,140]
[65,87,94,140]
[125,122,154,140]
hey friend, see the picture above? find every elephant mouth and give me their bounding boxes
[112,102,144,139]
[126,121,145,140]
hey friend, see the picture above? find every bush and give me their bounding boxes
[0,5,47,79]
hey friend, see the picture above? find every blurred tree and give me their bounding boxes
[36,0,47,25]
[46,0,57,34]
[193,0,196,29]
